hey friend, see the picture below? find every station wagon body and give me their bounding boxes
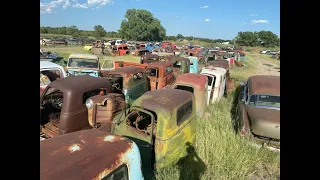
[40,76,112,140]
[40,129,144,180]
[200,66,227,104]
[86,89,197,170]
[237,75,280,151]
[170,73,208,118]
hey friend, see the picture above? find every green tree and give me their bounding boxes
[93,25,106,39]
[257,30,279,47]
[66,25,79,36]
[118,9,166,41]
[176,34,184,40]
[235,31,259,46]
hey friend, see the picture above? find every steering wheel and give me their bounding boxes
[112,82,121,90]
[135,112,147,133]
[50,94,63,109]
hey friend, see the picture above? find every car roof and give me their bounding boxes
[132,89,193,114]
[200,66,227,76]
[48,76,111,94]
[108,67,145,75]
[175,73,208,89]
[248,75,280,96]
[69,53,98,59]
[40,61,64,70]
[40,130,133,180]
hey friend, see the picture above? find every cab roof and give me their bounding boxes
[133,89,193,114]
[69,53,98,59]
[175,73,208,89]
[200,66,227,76]
[40,130,133,180]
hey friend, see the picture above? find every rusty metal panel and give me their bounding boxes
[248,75,280,96]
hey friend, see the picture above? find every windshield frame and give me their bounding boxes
[247,94,280,109]
[67,58,99,69]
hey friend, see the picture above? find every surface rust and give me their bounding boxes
[40,129,132,180]
[248,75,280,96]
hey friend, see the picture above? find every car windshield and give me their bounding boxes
[255,95,280,108]
[68,58,98,68]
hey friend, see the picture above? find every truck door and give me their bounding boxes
[112,107,155,170]
[146,67,158,90]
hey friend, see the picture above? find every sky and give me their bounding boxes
[40,0,280,40]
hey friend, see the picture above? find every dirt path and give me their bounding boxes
[255,55,280,76]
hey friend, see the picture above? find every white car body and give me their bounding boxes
[200,66,227,105]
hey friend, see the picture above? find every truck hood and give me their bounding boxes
[247,107,280,140]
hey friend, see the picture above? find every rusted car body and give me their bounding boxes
[162,56,190,78]
[169,73,208,118]
[152,48,175,56]
[200,66,228,104]
[40,129,144,180]
[40,76,112,140]
[67,54,115,77]
[209,59,230,70]
[40,61,66,96]
[86,89,197,169]
[112,44,130,56]
[101,67,149,106]
[236,75,280,151]
[115,61,175,90]
[140,54,160,64]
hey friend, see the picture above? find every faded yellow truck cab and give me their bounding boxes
[86,89,197,170]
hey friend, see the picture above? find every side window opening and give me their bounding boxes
[83,88,107,104]
[102,164,128,180]
[126,110,157,136]
[146,68,157,77]
[166,66,173,75]
[248,95,257,106]
[174,85,194,93]
[133,72,143,82]
[177,100,193,125]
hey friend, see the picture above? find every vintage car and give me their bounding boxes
[209,59,230,70]
[115,61,175,90]
[86,89,197,169]
[40,129,144,180]
[40,51,60,61]
[40,61,66,96]
[83,44,93,51]
[40,76,112,140]
[162,56,190,78]
[140,54,160,64]
[221,53,235,66]
[151,48,175,56]
[168,73,208,118]
[66,53,115,77]
[188,56,199,73]
[236,75,280,151]
[112,44,130,56]
[200,66,228,104]
[101,67,149,106]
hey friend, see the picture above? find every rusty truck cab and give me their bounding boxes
[101,67,149,106]
[86,89,197,170]
[162,56,190,78]
[171,73,208,118]
[40,129,144,180]
[40,76,112,140]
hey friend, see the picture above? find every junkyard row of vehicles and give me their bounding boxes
[40,46,280,179]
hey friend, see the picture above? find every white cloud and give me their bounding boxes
[40,0,113,13]
[204,18,210,22]
[200,5,209,8]
[250,14,259,16]
[72,3,88,8]
[251,20,268,24]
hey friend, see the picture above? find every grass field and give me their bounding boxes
[42,46,280,180]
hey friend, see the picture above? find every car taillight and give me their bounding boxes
[241,128,245,135]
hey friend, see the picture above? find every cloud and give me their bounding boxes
[250,14,259,16]
[204,18,210,22]
[72,3,88,8]
[40,0,113,13]
[200,6,209,8]
[251,20,268,24]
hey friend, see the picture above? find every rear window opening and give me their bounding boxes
[126,110,157,136]
[174,85,194,93]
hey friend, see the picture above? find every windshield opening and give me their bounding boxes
[68,58,98,68]
[255,95,280,108]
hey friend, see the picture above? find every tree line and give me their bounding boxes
[40,9,279,47]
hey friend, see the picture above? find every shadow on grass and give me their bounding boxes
[230,85,241,134]
[177,142,206,180]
